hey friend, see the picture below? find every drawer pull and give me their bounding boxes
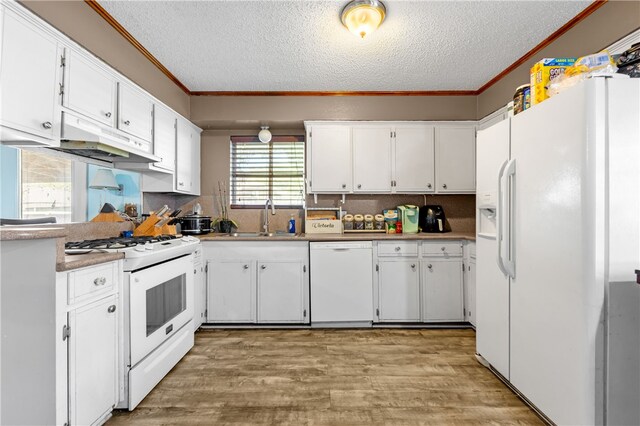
[105,112,112,118]
[107,305,116,313]
[395,246,401,252]
[42,121,52,129]
[93,277,107,286]
[441,247,446,251]
[124,120,131,126]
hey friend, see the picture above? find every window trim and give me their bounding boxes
[230,135,305,209]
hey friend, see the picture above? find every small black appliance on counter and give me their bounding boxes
[420,205,448,233]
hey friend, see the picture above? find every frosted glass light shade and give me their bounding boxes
[341,0,386,39]
[258,126,272,143]
[89,169,119,189]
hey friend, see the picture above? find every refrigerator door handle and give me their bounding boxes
[504,159,516,279]
[496,160,509,276]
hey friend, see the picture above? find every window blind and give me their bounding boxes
[230,135,305,208]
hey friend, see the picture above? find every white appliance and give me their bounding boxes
[310,241,373,326]
[66,235,200,410]
[475,77,640,425]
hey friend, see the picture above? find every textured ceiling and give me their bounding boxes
[97,0,591,92]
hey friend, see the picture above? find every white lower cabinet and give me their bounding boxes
[464,241,476,326]
[422,259,464,322]
[205,242,309,324]
[374,241,466,324]
[258,261,307,323]
[466,259,476,325]
[61,260,122,426]
[193,246,206,330]
[377,260,421,322]
[68,294,119,426]
[208,260,256,322]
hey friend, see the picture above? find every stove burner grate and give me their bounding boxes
[65,235,177,250]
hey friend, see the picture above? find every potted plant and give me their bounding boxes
[214,181,237,233]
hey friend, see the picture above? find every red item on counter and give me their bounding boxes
[396,221,402,233]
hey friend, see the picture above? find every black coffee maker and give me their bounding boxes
[420,205,448,233]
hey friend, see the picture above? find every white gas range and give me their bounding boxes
[66,234,200,410]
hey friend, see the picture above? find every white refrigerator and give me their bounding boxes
[476,77,640,425]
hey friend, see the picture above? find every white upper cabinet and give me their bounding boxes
[308,125,352,193]
[176,118,193,193]
[191,125,201,196]
[141,117,201,196]
[152,104,176,172]
[435,125,476,193]
[0,6,60,145]
[174,117,201,195]
[393,125,435,193]
[306,121,475,195]
[118,83,153,144]
[352,126,392,193]
[64,50,117,127]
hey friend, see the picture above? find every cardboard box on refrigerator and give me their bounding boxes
[530,58,576,105]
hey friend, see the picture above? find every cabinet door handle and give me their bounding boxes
[243,264,249,270]
[105,112,112,118]
[427,183,432,189]
[42,121,52,129]
[442,183,447,189]
[261,265,266,270]
[107,305,116,313]
[357,184,362,189]
[411,264,416,269]
[124,120,131,126]
[427,264,433,270]
[341,184,346,189]
[93,277,106,286]
[194,269,197,274]
[178,182,184,186]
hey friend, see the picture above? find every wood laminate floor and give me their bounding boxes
[109,329,543,425]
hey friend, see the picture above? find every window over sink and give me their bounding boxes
[230,135,305,208]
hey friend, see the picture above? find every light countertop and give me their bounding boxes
[198,231,475,242]
[57,252,125,272]
[0,227,66,241]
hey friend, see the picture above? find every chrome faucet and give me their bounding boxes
[263,198,276,233]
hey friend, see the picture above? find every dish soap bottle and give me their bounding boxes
[288,214,296,234]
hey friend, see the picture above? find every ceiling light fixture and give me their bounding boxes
[258,126,272,143]
[341,0,386,39]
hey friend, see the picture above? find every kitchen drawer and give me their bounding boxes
[422,241,463,257]
[377,241,419,257]
[68,261,118,305]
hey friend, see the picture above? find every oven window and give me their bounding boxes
[146,273,186,336]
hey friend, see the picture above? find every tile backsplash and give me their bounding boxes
[144,192,475,233]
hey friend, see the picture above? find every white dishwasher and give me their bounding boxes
[310,241,373,326]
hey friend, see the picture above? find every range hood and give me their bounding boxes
[52,111,160,164]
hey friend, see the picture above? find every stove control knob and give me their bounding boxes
[145,243,154,251]
[134,245,146,252]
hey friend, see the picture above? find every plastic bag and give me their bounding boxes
[548,51,618,97]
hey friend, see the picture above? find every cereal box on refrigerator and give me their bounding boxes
[530,58,576,105]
